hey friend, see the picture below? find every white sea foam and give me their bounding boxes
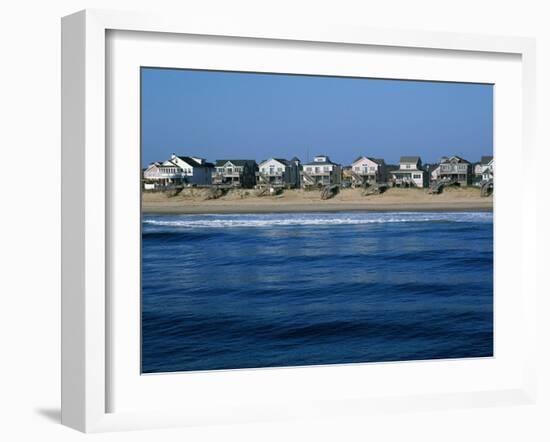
[143,212,492,229]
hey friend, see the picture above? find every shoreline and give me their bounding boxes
[142,201,493,215]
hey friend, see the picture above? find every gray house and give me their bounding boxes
[213,160,258,188]
[257,157,301,188]
[301,154,342,188]
[438,156,473,186]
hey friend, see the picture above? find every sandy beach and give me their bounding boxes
[142,187,493,214]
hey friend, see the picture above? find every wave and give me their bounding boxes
[143,211,492,229]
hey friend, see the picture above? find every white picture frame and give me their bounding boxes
[61,9,538,433]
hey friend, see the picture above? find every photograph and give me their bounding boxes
[140,67,494,373]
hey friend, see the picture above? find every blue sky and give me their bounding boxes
[141,68,493,167]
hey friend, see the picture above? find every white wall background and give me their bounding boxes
[0,1,548,440]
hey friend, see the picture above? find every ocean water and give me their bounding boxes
[141,211,493,373]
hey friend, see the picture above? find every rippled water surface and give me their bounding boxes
[142,211,493,373]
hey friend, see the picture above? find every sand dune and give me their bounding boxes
[142,187,492,214]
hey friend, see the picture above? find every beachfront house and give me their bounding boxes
[423,163,441,183]
[142,154,215,188]
[213,160,258,188]
[438,155,473,186]
[301,154,342,188]
[257,157,301,188]
[143,160,182,187]
[474,155,494,185]
[390,156,428,188]
[349,156,387,187]
[169,154,214,185]
[482,158,494,182]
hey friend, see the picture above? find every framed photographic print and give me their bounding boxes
[61,9,538,433]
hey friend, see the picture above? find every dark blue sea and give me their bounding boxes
[141,211,493,373]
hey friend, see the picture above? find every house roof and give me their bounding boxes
[480,155,493,164]
[258,158,292,167]
[351,156,386,165]
[441,155,470,164]
[303,155,339,166]
[302,159,339,166]
[215,159,258,167]
[400,156,421,163]
[173,155,214,168]
[273,158,291,166]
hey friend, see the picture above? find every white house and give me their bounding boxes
[349,156,387,187]
[142,154,214,187]
[301,155,341,188]
[257,157,301,188]
[474,155,494,185]
[143,160,184,186]
[430,165,441,182]
[482,158,494,182]
[390,156,427,188]
[168,154,214,185]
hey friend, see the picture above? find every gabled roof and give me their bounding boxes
[351,156,385,165]
[441,155,470,164]
[259,158,295,167]
[480,155,493,164]
[173,155,214,168]
[273,158,291,166]
[400,156,421,163]
[215,159,258,167]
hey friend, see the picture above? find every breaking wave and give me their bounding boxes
[143,211,492,229]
